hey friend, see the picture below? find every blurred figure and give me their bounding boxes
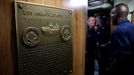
[109,3,134,75]
[86,15,110,75]
[95,16,110,75]
[86,16,96,75]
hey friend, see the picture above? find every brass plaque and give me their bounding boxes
[15,1,72,75]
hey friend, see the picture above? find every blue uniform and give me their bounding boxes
[110,19,134,75]
[86,24,109,75]
[86,25,96,75]
[95,25,110,75]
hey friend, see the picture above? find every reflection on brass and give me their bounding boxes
[61,25,71,41]
[23,27,40,47]
[41,22,60,36]
[15,1,72,75]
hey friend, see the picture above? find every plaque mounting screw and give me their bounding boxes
[69,10,72,14]
[18,4,23,9]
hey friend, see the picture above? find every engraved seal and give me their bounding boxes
[41,22,60,36]
[23,27,40,47]
[61,25,71,41]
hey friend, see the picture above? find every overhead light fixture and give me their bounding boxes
[70,0,87,8]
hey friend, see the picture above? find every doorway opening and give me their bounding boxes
[85,0,113,75]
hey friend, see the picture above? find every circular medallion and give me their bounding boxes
[61,25,71,41]
[23,27,40,47]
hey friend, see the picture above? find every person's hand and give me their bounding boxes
[100,41,111,48]
[107,58,117,71]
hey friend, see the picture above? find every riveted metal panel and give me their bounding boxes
[15,1,72,75]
